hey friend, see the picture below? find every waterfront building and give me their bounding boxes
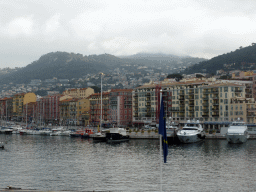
[59,98,79,126]
[36,94,61,125]
[89,92,110,127]
[12,92,36,121]
[133,83,173,127]
[109,89,133,127]
[0,97,13,122]
[230,97,256,124]
[133,78,256,131]
[76,98,90,126]
[62,87,94,99]
[23,102,36,124]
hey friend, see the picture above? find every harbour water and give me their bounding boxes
[1,134,256,191]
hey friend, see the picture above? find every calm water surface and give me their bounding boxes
[1,134,256,191]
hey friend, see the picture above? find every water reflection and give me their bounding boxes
[1,135,256,191]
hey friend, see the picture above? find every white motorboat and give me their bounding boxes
[176,120,205,143]
[59,130,72,136]
[12,126,23,134]
[0,126,13,134]
[226,120,249,144]
[50,127,63,136]
[39,128,52,136]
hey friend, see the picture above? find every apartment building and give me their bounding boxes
[36,94,61,125]
[23,102,36,124]
[12,92,36,120]
[89,92,110,127]
[0,97,13,121]
[109,89,133,127]
[77,98,90,126]
[133,83,173,127]
[59,98,79,125]
[133,79,255,130]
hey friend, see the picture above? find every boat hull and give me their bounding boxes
[226,134,249,144]
[177,133,205,144]
[91,135,106,142]
[106,133,129,143]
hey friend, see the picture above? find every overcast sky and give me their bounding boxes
[1,0,256,68]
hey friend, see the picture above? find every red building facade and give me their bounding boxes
[109,89,133,127]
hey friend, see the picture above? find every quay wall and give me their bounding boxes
[127,132,256,140]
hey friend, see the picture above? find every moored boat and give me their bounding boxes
[226,120,249,144]
[91,129,109,142]
[166,122,180,144]
[176,120,205,144]
[106,128,129,143]
[0,142,4,149]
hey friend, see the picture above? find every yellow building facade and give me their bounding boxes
[12,92,37,118]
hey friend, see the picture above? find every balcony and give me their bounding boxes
[189,96,194,100]
[179,108,185,112]
[188,108,194,112]
[145,102,151,107]
[179,96,185,100]
[202,103,209,106]
[189,101,194,106]
[247,113,255,117]
[212,113,219,117]
[170,108,179,112]
[213,102,219,106]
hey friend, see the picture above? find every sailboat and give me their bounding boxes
[91,73,107,142]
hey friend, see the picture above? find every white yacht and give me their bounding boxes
[50,127,63,136]
[176,120,205,143]
[226,120,249,144]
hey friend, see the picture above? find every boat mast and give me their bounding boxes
[100,73,103,132]
[26,102,28,128]
[6,99,7,126]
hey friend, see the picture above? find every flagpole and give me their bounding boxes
[160,89,163,192]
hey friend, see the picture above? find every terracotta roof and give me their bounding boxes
[0,97,12,101]
[110,89,133,92]
[14,93,26,96]
[88,92,110,98]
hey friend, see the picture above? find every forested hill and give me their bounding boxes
[184,43,256,74]
[0,51,208,85]
[0,52,121,84]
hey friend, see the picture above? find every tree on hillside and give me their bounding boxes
[91,86,100,93]
[196,74,204,78]
[166,73,183,81]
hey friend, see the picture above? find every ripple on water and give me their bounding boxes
[1,135,256,191]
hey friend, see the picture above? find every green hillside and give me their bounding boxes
[184,43,256,74]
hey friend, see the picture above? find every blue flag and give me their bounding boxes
[158,97,168,163]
